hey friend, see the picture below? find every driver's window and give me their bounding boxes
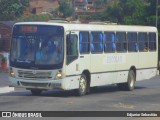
[66,34,78,65]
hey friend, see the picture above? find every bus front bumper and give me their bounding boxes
[9,76,80,90]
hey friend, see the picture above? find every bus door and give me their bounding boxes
[65,31,80,76]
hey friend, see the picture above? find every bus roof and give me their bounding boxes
[14,22,157,33]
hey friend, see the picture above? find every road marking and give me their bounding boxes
[113,102,135,109]
[0,86,14,94]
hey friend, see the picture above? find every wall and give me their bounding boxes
[0,24,12,52]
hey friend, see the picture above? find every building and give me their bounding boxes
[75,0,95,11]
[29,0,59,14]
[0,21,15,69]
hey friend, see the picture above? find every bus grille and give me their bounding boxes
[20,82,48,88]
[18,70,52,79]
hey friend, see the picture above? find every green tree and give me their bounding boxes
[94,0,108,8]
[103,0,147,24]
[59,0,73,18]
[104,1,123,23]
[89,0,160,26]
[123,0,147,25]
[146,0,160,26]
[91,0,123,23]
[0,0,29,21]
[17,14,53,22]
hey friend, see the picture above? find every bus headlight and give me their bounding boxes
[9,67,15,77]
[56,70,63,79]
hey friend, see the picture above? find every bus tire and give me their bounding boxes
[76,74,87,96]
[117,70,135,91]
[30,89,42,96]
[126,70,136,91]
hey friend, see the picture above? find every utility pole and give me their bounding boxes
[72,0,76,20]
[156,0,158,27]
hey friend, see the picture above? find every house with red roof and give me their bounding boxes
[29,0,59,14]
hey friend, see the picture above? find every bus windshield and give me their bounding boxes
[10,25,64,69]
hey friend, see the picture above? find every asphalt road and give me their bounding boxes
[0,73,160,120]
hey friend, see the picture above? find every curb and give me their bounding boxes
[0,86,14,94]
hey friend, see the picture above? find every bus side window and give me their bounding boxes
[79,31,90,54]
[90,32,103,53]
[149,32,156,51]
[116,32,127,52]
[128,32,138,52]
[104,32,115,53]
[138,32,148,52]
[66,34,78,65]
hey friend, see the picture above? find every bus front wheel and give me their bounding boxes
[76,74,87,96]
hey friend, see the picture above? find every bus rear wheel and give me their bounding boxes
[118,70,136,91]
[30,89,42,96]
[127,70,136,91]
[76,74,87,96]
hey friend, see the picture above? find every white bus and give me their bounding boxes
[9,21,158,96]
